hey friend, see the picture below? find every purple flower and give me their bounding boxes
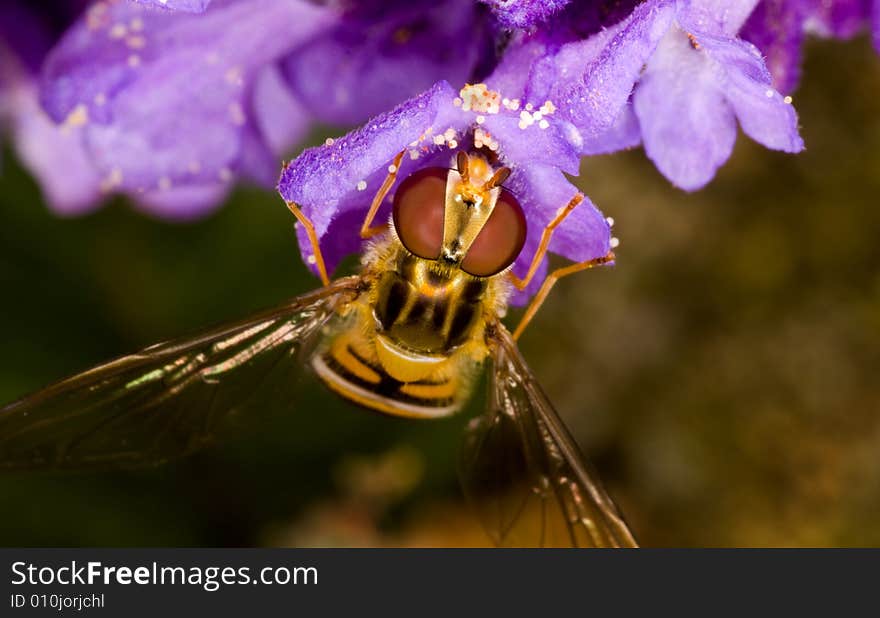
[282,0,488,126]
[278,81,611,303]
[489,0,804,191]
[34,0,486,219]
[740,1,808,94]
[633,0,804,191]
[741,0,880,94]
[0,1,100,215]
[133,0,212,12]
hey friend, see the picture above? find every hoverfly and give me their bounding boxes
[0,150,635,548]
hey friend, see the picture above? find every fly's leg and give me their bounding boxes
[509,192,584,291]
[360,150,406,239]
[512,252,615,341]
[284,200,330,286]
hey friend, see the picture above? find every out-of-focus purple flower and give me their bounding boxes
[0,1,100,215]
[806,0,873,38]
[875,1,880,51]
[40,0,331,218]
[133,0,212,12]
[740,1,807,94]
[282,0,488,125]
[278,81,611,302]
[35,0,487,219]
[742,0,880,94]
[495,0,804,191]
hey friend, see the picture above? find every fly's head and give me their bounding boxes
[391,151,526,279]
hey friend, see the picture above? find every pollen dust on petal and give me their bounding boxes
[456,84,501,114]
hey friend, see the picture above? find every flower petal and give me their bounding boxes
[580,104,641,155]
[132,0,212,12]
[557,0,675,141]
[479,113,581,173]
[283,0,483,125]
[250,65,311,158]
[279,81,468,275]
[506,164,610,304]
[135,183,230,220]
[740,0,806,94]
[694,27,804,153]
[633,25,738,191]
[41,0,332,196]
[9,85,102,215]
[806,0,869,39]
[684,0,761,36]
[872,0,880,53]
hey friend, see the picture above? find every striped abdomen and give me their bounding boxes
[311,328,463,418]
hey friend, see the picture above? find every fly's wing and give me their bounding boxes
[0,277,363,470]
[460,322,637,548]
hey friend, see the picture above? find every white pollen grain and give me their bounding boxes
[356,180,367,191]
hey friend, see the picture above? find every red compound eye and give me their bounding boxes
[392,167,447,260]
[460,188,526,277]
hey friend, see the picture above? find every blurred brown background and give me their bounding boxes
[0,38,878,547]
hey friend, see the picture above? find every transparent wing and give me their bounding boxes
[0,277,363,470]
[460,322,637,548]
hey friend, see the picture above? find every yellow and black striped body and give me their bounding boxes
[311,238,509,418]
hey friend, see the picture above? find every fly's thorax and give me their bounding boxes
[373,250,488,355]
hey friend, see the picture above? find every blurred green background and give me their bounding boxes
[1,38,879,547]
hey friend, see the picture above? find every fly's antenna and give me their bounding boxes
[457,151,470,184]
[484,166,511,190]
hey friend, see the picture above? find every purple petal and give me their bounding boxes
[132,0,212,12]
[41,0,332,198]
[480,0,572,29]
[250,65,311,157]
[694,27,804,153]
[8,84,102,215]
[806,0,870,39]
[740,0,807,94]
[134,184,230,220]
[506,164,610,305]
[580,104,641,155]
[479,113,581,173]
[279,81,468,275]
[633,25,738,191]
[873,0,880,53]
[684,0,761,36]
[484,36,547,102]
[0,3,55,75]
[283,0,483,126]
[558,0,675,142]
